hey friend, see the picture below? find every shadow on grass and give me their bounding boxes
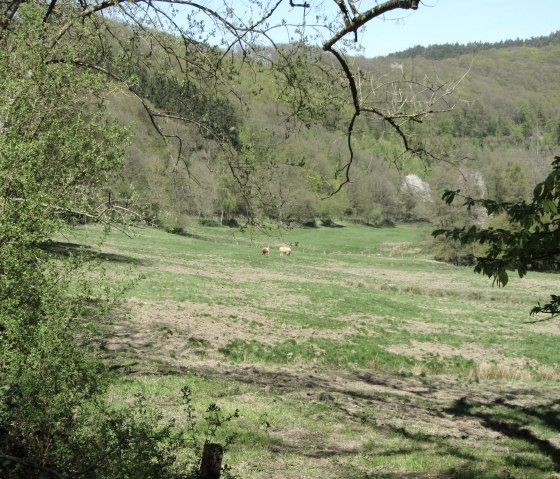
[353,220,397,228]
[219,366,559,477]
[358,469,499,479]
[268,440,359,458]
[320,219,346,228]
[98,312,560,478]
[39,241,145,265]
[356,417,557,478]
[446,396,560,469]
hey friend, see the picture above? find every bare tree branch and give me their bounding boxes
[43,0,58,22]
[323,0,419,50]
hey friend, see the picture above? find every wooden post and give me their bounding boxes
[199,443,223,479]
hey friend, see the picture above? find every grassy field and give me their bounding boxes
[67,222,560,479]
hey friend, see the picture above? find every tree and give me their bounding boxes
[433,156,560,320]
[0,6,194,478]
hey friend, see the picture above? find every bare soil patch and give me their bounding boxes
[384,340,533,368]
[102,298,370,365]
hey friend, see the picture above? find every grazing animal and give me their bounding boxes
[279,245,291,256]
[261,246,270,255]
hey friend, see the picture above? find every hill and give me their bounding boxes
[388,30,560,60]
[111,30,560,231]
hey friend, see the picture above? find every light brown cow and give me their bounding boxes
[279,245,291,256]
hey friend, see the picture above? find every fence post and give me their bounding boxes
[199,443,223,479]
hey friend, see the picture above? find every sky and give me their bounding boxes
[170,0,560,58]
[346,0,560,57]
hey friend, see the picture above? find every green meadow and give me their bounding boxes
[68,223,560,479]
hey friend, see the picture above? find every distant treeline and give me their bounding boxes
[388,30,560,60]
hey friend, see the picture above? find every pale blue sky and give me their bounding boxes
[353,0,560,57]
[171,0,559,58]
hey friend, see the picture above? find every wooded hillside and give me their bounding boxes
[110,30,560,232]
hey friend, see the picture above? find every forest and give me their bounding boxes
[111,29,560,244]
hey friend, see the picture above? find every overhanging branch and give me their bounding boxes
[323,0,419,50]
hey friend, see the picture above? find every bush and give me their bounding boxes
[199,218,221,227]
[0,5,244,478]
[164,224,189,236]
[430,236,476,266]
[222,217,239,228]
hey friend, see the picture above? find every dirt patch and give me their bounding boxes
[156,263,233,280]
[401,319,446,335]
[526,320,560,336]
[381,242,424,255]
[384,340,533,368]
[102,298,369,364]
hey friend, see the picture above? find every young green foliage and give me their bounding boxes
[0,5,198,478]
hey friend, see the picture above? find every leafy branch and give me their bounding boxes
[433,155,560,319]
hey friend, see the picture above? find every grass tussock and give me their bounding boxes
[468,362,560,382]
[468,362,533,381]
[535,364,560,381]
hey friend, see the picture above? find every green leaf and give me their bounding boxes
[497,270,509,287]
[542,199,558,215]
[533,183,544,199]
[441,189,460,205]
